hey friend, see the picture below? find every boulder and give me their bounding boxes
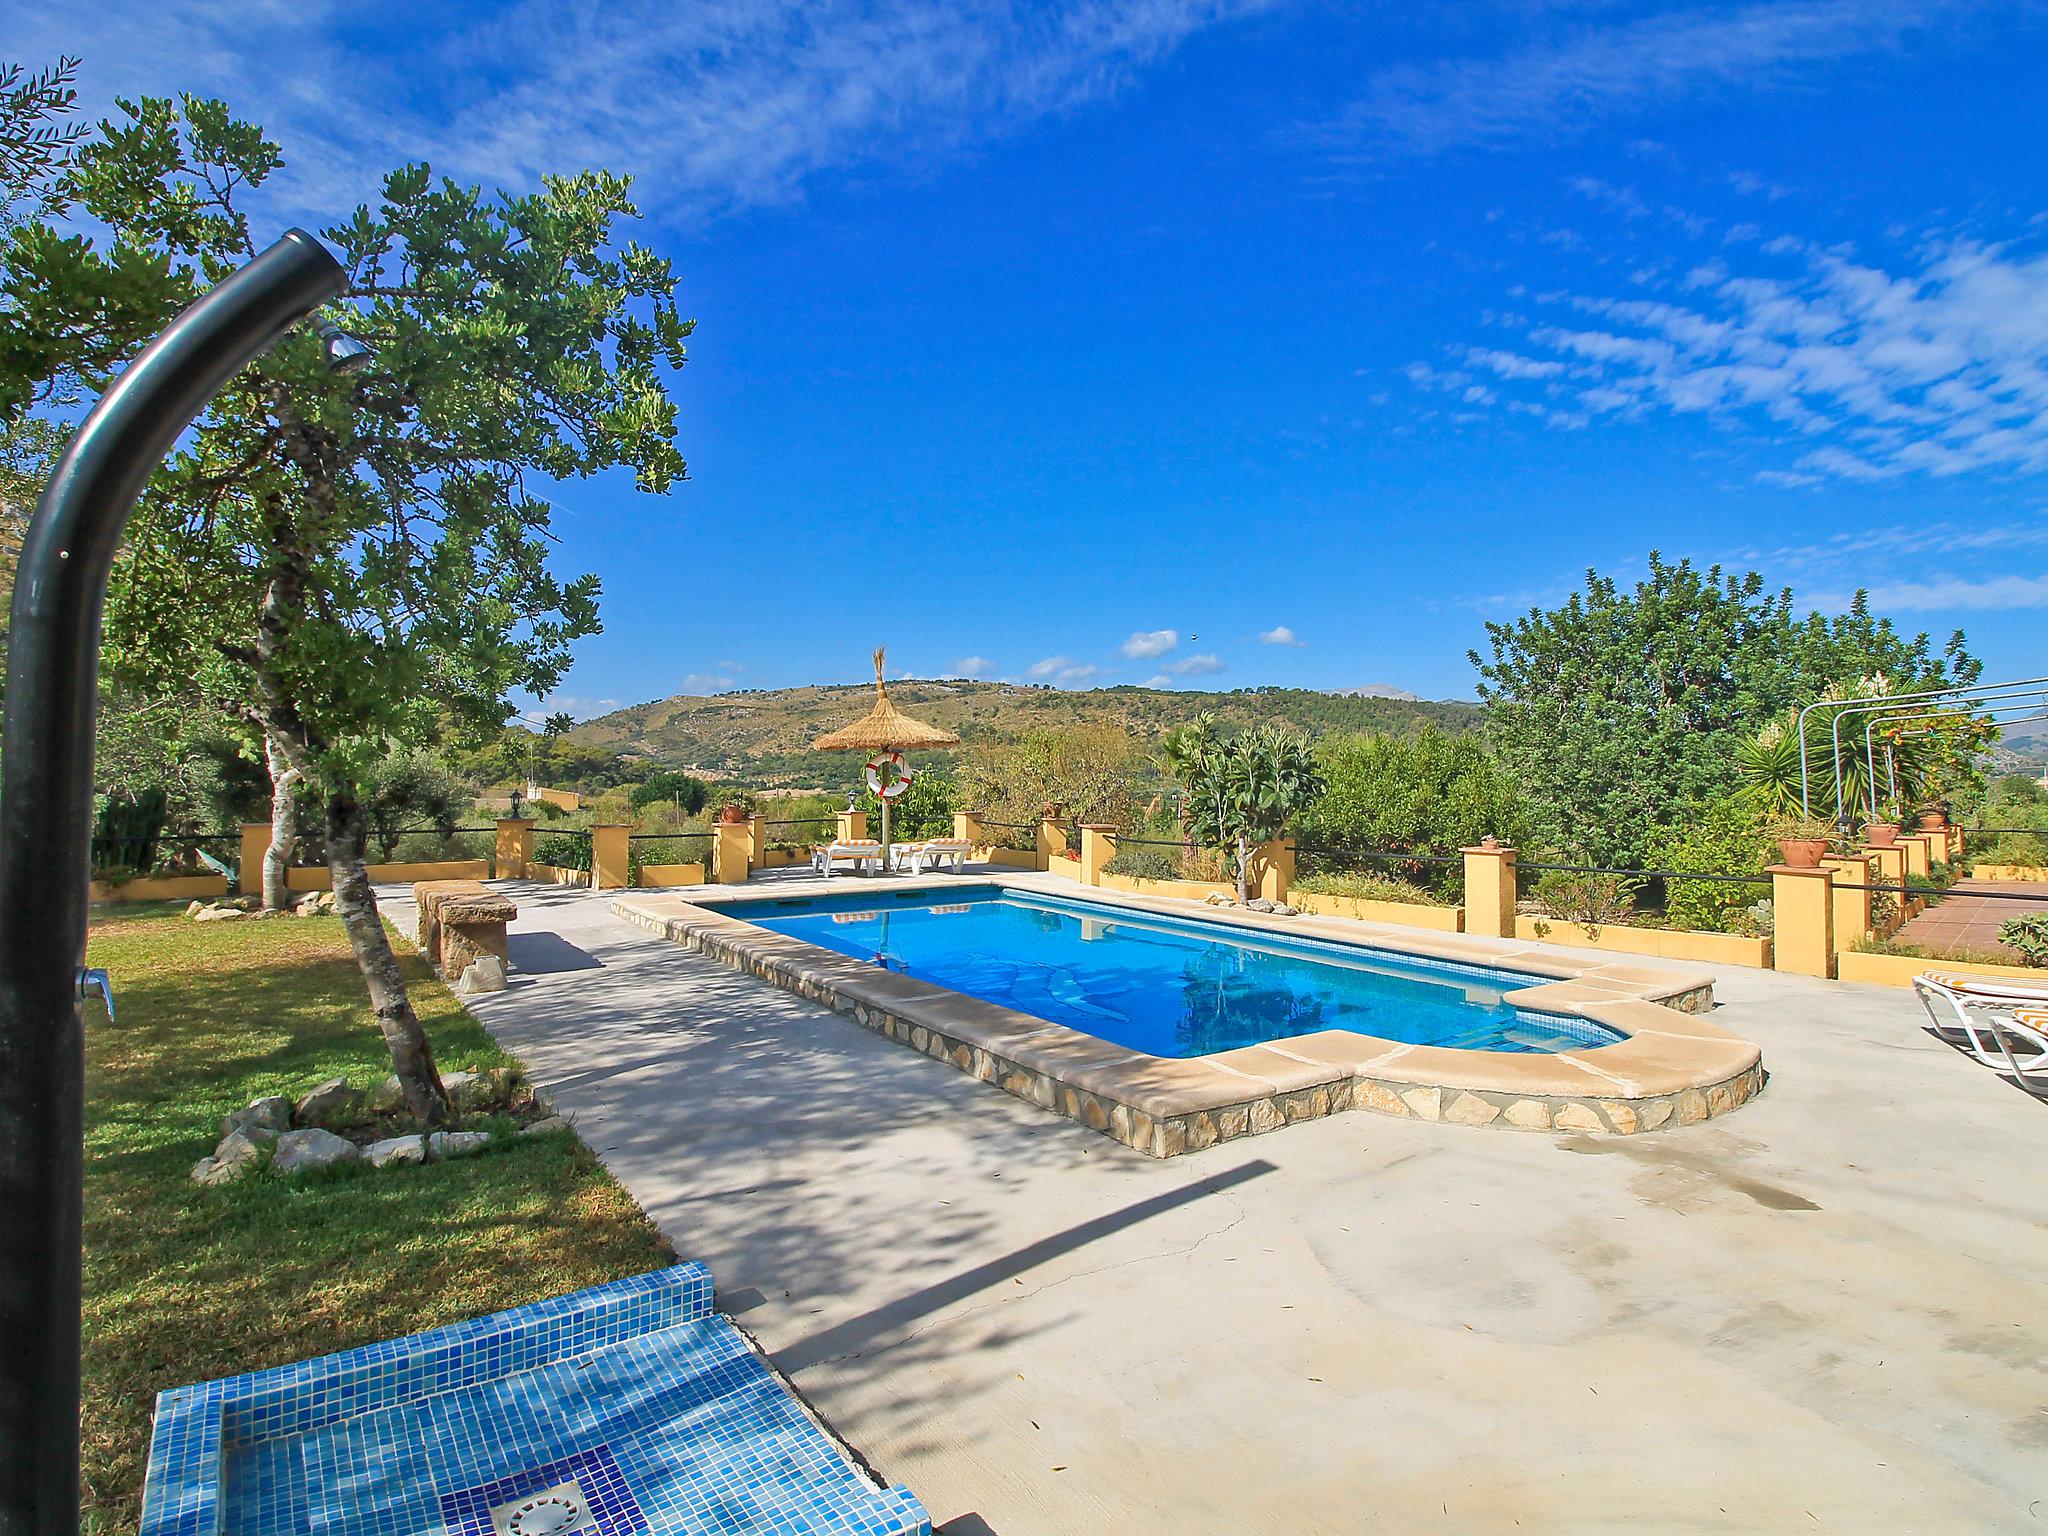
[221,1094,293,1141]
[1273,903,1299,917]
[520,1116,571,1139]
[269,1127,362,1176]
[293,1076,364,1128]
[1245,897,1276,913]
[453,954,508,995]
[428,1130,493,1160]
[190,1127,272,1184]
[439,1069,478,1107]
[366,1134,428,1168]
[192,904,243,923]
[184,900,206,918]
[295,890,337,917]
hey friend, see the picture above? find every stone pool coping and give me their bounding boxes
[611,881,1764,1157]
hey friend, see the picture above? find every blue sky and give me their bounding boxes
[18,0,2048,711]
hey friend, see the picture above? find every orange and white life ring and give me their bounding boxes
[865,751,913,799]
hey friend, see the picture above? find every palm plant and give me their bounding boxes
[1180,722,1325,902]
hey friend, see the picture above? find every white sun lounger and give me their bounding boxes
[812,840,885,877]
[1911,972,2048,1087]
[897,838,973,874]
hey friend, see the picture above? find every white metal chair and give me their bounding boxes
[1911,973,2048,1088]
[901,838,973,874]
[811,840,885,877]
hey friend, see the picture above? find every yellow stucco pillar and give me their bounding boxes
[1037,815,1069,868]
[1822,853,1873,953]
[1079,825,1117,886]
[590,824,631,890]
[494,818,534,879]
[953,811,983,850]
[1461,842,1518,939]
[1770,864,1836,977]
[1949,826,1965,862]
[238,822,269,896]
[1866,844,1907,934]
[714,821,752,885]
[1899,833,1932,881]
[749,815,767,866]
[1254,837,1296,902]
[835,809,868,843]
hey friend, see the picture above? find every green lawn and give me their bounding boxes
[81,905,675,1534]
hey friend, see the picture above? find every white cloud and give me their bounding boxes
[1257,625,1303,646]
[951,655,995,678]
[1146,673,1174,687]
[1310,1,2007,160]
[678,673,735,693]
[1412,221,2048,483]
[1806,573,2048,612]
[1163,653,1225,676]
[30,0,1277,220]
[1027,655,1103,686]
[1121,628,1180,658]
[542,696,621,720]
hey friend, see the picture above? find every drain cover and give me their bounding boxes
[489,1481,596,1536]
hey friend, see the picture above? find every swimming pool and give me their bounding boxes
[734,885,1620,1056]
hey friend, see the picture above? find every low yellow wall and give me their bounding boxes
[533,864,590,888]
[1292,891,1464,932]
[759,848,808,869]
[532,787,582,811]
[284,858,492,892]
[1968,864,2048,883]
[986,848,1045,870]
[1835,950,2043,988]
[1042,855,1085,881]
[1098,870,1236,902]
[1515,915,1772,969]
[89,873,230,904]
[639,862,707,888]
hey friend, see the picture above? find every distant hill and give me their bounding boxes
[570,680,1481,789]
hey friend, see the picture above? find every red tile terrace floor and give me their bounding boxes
[1893,878,2048,959]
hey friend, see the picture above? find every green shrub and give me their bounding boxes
[1997,912,2048,967]
[1531,871,1639,932]
[1643,797,1772,933]
[1292,870,1448,906]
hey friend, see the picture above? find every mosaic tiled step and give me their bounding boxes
[141,1265,928,1536]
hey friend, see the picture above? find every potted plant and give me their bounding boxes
[718,801,750,825]
[1767,815,1834,869]
[1863,819,1900,849]
[1917,806,1948,831]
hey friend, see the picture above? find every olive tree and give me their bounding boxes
[4,93,691,1125]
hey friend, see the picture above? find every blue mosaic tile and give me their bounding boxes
[139,1264,928,1536]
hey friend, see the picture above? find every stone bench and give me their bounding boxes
[413,881,517,989]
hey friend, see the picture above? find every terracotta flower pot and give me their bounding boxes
[718,803,749,825]
[1777,837,1829,869]
[1918,811,1947,831]
[1864,823,1900,849]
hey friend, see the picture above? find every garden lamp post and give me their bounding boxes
[0,229,356,1536]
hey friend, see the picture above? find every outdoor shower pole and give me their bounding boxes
[0,230,346,1536]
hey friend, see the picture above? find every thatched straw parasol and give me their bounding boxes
[814,647,960,862]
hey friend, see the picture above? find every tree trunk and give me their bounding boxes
[263,732,302,911]
[325,785,451,1129]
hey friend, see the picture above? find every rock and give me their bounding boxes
[293,1076,364,1128]
[247,908,282,921]
[188,1156,220,1184]
[439,1069,478,1108]
[268,1127,362,1176]
[1503,1098,1554,1131]
[1398,1085,1443,1121]
[295,890,337,917]
[453,954,507,995]
[1245,897,1276,913]
[366,1134,428,1168]
[441,1067,518,1112]
[367,1074,407,1114]
[428,1130,493,1160]
[1443,1091,1502,1127]
[190,1127,272,1185]
[184,900,206,918]
[1553,1102,1604,1133]
[1272,903,1299,917]
[191,904,243,923]
[520,1116,571,1138]
[222,1094,293,1141]
[1203,893,1236,907]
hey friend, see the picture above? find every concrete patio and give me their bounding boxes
[390,879,2048,1534]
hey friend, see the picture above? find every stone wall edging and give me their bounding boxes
[611,894,1766,1158]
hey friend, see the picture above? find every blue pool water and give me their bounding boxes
[730,885,1620,1057]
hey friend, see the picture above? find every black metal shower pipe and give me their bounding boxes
[0,230,346,1536]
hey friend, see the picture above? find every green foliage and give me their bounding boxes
[959,724,1148,829]
[1299,725,1531,864]
[1996,913,2048,967]
[1530,871,1640,932]
[860,766,957,843]
[1472,554,1980,866]
[1643,798,1772,933]
[1291,870,1449,906]
[92,786,167,873]
[360,755,472,860]
[628,771,708,815]
[532,832,592,872]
